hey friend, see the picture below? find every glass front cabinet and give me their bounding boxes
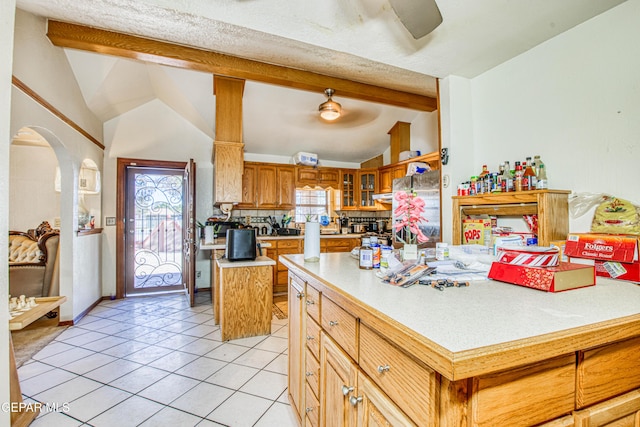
[340,170,356,210]
[340,169,378,210]
[358,169,377,209]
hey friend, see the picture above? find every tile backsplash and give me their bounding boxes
[231,209,391,235]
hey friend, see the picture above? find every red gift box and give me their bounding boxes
[496,245,560,267]
[488,262,595,292]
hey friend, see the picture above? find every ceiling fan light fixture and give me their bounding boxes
[319,88,342,121]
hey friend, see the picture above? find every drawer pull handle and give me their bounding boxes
[328,320,339,327]
[306,300,315,305]
[349,395,363,406]
[377,364,391,374]
[306,407,314,413]
[306,335,315,341]
[296,292,305,299]
[341,385,354,396]
[306,371,314,377]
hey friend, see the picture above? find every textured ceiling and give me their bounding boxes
[15,0,627,163]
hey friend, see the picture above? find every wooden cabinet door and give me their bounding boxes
[392,164,406,180]
[236,163,257,209]
[379,164,406,194]
[278,166,296,209]
[573,388,640,427]
[358,169,378,210]
[321,332,357,427]
[257,165,278,208]
[341,170,357,210]
[296,166,318,187]
[289,275,306,423]
[378,167,393,194]
[318,168,340,189]
[356,372,416,427]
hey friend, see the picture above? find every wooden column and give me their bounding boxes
[388,121,411,163]
[213,75,245,203]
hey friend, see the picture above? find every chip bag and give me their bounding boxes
[591,197,640,235]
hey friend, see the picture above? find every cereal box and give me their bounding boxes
[462,218,492,246]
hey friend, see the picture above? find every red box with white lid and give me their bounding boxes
[496,245,560,267]
[488,262,595,292]
[564,233,640,282]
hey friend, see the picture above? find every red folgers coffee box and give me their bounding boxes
[488,262,595,292]
[564,233,640,282]
[594,260,640,282]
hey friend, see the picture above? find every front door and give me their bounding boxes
[120,159,195,299]
[182,159,196,306]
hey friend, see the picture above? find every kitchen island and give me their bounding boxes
[281,252,640,426]
[217,256,275,341]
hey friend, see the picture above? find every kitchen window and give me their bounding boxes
[294,189,329,223]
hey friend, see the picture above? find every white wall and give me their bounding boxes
[411,110,439,155]
[11,11,104,322]
[381,111,440,165]
[0,1,16,422]
[441,0,640,240]
[102,99,215,296]
[9,144,60,231]
[439,76,474,244]
[12,9,102,141]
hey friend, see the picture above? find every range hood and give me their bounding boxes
[372,193,393,203]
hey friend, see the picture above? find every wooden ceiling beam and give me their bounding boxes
[47,20,437,112]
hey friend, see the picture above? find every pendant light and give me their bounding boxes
[318,88,342,121]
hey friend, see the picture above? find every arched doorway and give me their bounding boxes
[9,127,61,233]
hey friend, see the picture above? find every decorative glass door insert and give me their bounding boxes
[125,167,185,294]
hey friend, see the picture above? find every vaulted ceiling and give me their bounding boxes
[15,0,626,163]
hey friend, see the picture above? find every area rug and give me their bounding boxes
[272,295,288,320]
[11,324,68,368]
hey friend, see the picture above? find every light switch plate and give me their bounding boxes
[105,217,116,226]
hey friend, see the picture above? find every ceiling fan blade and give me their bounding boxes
[388,0,443,39]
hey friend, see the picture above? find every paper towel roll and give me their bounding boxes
[204,225,215,243]
[304,222,320,262]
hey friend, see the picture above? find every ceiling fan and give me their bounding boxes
[314,88,380,126]
[388,0,443,39]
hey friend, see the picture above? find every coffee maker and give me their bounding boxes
[226,229,257,261]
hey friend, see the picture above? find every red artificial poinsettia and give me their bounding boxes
[393,190,428,244]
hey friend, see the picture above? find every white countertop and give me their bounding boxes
[281,253,640,353]
[199,239,273,250]
[200,234,364,249]
[217,256,276,268]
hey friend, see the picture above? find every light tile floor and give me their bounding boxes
[18,292,299,427]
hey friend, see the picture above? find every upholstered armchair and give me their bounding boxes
[8,222,60,297]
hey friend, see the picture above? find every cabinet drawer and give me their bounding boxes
[359,323,437,426]
[305,284,320,323]
[324,238,350,248]
[305,348,320,397]
[276,271,290,286]
[277,248,300,271]
[277,239,300,249]
[306,315,320,359]
[305,383,319,427]
[578,336,640,408]
[473,354,575,427]
[321,296,357,360]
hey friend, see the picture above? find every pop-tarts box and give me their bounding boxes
[564,233,639,282]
